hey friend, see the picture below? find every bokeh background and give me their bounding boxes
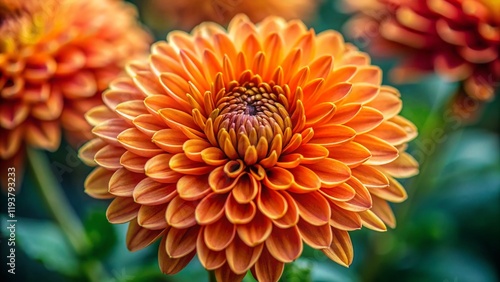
[1,0,499,281]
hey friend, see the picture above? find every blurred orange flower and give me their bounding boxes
[80,14,418,281]
[344,0,500,101]
[143,0,318,31]
[0,0,151,187]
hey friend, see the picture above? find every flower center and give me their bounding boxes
[218,81,283,126]
[211,77,293,162]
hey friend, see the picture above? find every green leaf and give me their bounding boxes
[1,217,79,276]
[83,208,118,259]
[106,224,154,270]
[282,258,313,282]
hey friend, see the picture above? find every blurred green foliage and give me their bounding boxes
[1,0,499,281]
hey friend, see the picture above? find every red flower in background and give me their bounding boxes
[344,0,500,101]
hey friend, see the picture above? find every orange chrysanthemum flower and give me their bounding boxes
[79,14,418,281]
[344,0,500,101]
[0,0,150,188]
[143,0,318,31]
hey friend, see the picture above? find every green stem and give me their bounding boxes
[208,270,217,282]
[27,147,109,282]
[27,147,88,252]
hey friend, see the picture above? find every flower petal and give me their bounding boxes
[159,108,204,138]
[344,106,384,134]
[118,128,163,157]
[126,220,164,252]
[133,114,166,137]
[378,152,419,178]
[183,139,212,162]
[330,202,362,231]
[322,228,353,267]
[79,139,107,167]
[32,90,63,121]
[144,94,188,117]
[352,165,389,188]
[369,121,409,146]
[133,178,177,205]
[214,264,246,282]
[292,191,331,226]
[309,124,356,147]
[341,83,379,105]
[263,166,294,190]
[371,196,396,228]
[297,219,332,249]
[209,166,242,194]
[359,210,387,232]
[204,216,235,251]
[177,174,211,201]
[195,192,226,225]
[329,103,362,124]
[368,175,408,203]
[390,116,418,141]
[236,211,272,247]
[258,188,288,219]
[305,101,336,126]
[292,144,329,164]
[166,226,200,258]
[265,225,302,263]
[334,177,372,212]
[152,129,188,154]
[366,87,403,120]
[223,160,246,178]
[115,100,149,122]
[84,167,114,199]
[355,134,399,165]
[226,194,257,224]
[315,81,353,105]
[328,141,371,167]
[137,205,168,230]
[94,145,125,170]
[304,158,351,188]
[169,153,214,175]
[288,165,321,192]
[120,151,149,173]
[349,66,382,85]
[158,237,195,274]
[133,70,165,96]
[201,147,228,166]
[272,191,300,228]
[106,197,140,224]
[319,183,356,202]
[253,246,285,282]
[60,71,96,98]
[166,195,197,228]
[145,154,183,183]
[103,87,144,110]
[196,227,227,270]
[226,235,263,274]
[108,168,144,197]
[232,173,259,204]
